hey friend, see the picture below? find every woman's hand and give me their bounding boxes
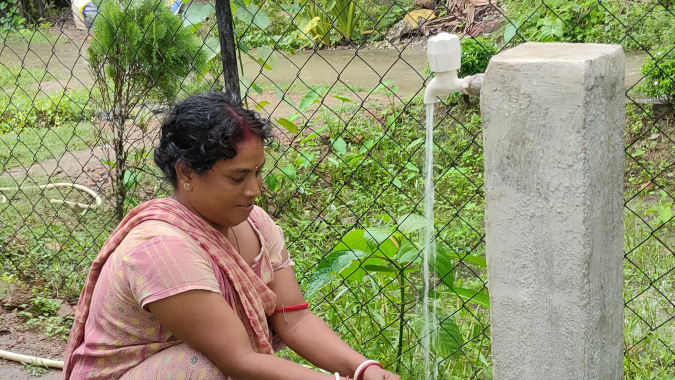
[361,366,401,380]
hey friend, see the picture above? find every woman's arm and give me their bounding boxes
[268,256,401,380]
[147,290,340,380]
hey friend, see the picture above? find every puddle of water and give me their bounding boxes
[1,41,93,88]
[242,48,429,95]
[0,40,652,97]
[625,51,648,89]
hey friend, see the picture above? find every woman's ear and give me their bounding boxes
[175,161,194,185]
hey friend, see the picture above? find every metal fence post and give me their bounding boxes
[214,0,241,98]
[481,43,625,379]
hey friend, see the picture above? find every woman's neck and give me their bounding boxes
[171,193,230,237]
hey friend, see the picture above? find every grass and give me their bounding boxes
[254,82,367,96]
[0,87,97,134]
[0,121,100,171]
[1,27,65,44]
[0,175,114,299]
[623,196,675,380]
[0,63,60,88]
[22,363,50,377]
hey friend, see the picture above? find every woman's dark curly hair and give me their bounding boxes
[154,92,272,187]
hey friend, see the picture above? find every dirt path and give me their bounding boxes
[0,91,390,190]
[0,311,66,380]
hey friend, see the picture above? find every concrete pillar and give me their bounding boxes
[481,43,625,380]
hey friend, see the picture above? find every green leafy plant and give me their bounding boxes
[503,0,675,51]
[22,362,49,377]
[306,213,488,370]
[88,0,207,219]
[302,0,362,46]
[0,0,26,31]
[458,37,497,77]
[0,88,95,134]
[30,296,60,314]
[637,46,675,106]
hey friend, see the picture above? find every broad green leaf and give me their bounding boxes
[234,4,270,30]
[398,240,420,264]
[343,256,387,282]
[432,319,464,358]
[305,249,369,298]
[333,137,347,155]
[392,178,402,188]
[449,288,490,309]
[406,138,424,151]
[265,174,280,192]
[256,45,278,71]
[504,23,517,43]
[274,87,296,108]
[183,2,215,27]
[539,17,564,41]
[333,95,352,102]
[204,37,220,62]
[372,80,394,93]
[437,244,487,268]
[430,250,453,289]
[364,227,399,258]
[277,118,298,134]
[255,100,270,111]
[405,162,419,172]
[240,76,253,91]
[364,265,397,274]
[299,91,321,112]
[251,83,263,95]
[324,0,336,12]
[332,230,371,254]
[445,251,487,268]
[397,213,427,235]
[281,164,297,181]
[301,16,320,35]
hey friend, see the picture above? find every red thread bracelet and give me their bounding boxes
[273,302,309,314]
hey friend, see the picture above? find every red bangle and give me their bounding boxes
[358,362,383,380]
[273,302,309,314]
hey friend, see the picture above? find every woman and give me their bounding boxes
[63,92,402,380]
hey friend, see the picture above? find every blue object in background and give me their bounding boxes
[166,0,182,14]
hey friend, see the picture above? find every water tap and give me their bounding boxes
[424,33,483,104]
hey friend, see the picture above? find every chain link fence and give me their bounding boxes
[0,0,673,378]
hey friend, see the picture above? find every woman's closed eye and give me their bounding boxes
[231,177,246,184]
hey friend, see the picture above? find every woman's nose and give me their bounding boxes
[243,177,261,197]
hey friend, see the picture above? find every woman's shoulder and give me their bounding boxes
[115,220,201,257]
[249,206,283,239]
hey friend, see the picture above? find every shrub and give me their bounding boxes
[88,0,207,219]
[458,37,497,77]
[503,0,675,51]
[637,47,675,106]
[0,88,95,133]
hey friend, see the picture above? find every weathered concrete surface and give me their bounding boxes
[481,43,625,380]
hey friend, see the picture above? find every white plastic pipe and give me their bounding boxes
[0,349,64,369]
[0,182,101,211]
